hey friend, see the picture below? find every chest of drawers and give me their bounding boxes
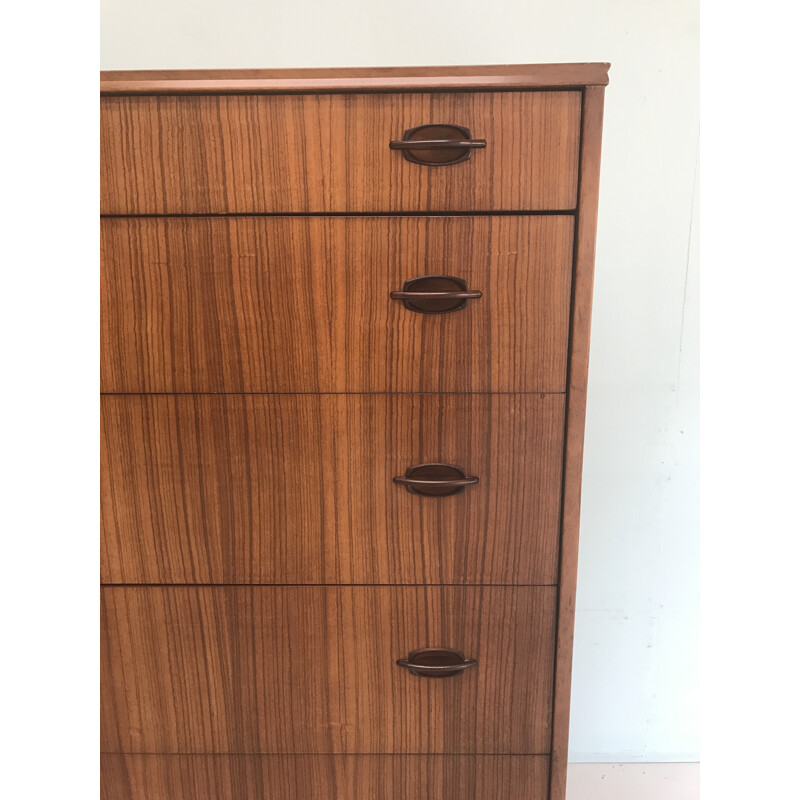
[100,63,608,800]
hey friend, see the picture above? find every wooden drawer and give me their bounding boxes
[100,91,580,214]
[100,215,573,393]
[101,394,565,585]
[101,586,556,754]
[101,754,549,800]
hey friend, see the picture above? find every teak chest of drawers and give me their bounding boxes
[100,63,608,800]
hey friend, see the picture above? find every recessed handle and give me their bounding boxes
[394,463,479,497]
[389,124,486,166]
[391,275,482,314]
[397,648,477,678]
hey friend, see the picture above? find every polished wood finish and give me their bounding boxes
[100,92,581,214]
[100,586,556,754]
[101,754,549,800]
[100,63,610,94]
[549,86,606,800]
[98,65,607,800]
[101,394,565,585]
[100,215,573,393]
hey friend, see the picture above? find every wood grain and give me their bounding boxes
[100,92,581,213]
[101,393,564,585]
[97,66,609,800]
[101,754,549,799]
[100,586,556,754]
[549,86,606,800]
[100,63,610,94]
[100,215,573,393]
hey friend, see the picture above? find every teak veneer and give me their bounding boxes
[99,64,607,800]
[101,91,580,214]
[101,393,565,585]
[101,215,573,393]
[101,586,556,754]
[101,754,550,800]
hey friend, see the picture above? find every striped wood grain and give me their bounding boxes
[100,754,549,800]
[101,393,565,585]
[100,91,580,214]
[101,586,556,754]
[97,66,607,800]
[100,215,573,393]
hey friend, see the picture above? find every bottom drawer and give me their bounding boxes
[101,754,550,800]
[101,586,556,754]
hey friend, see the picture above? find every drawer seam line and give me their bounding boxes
[101,210,577,219]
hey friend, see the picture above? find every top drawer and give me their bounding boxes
[100,91,581,214]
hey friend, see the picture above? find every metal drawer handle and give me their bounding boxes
[397,648,477,678]
[393,475,479,490]
[389,139,487,151]
[389,124,486,166]
[391,275,482,314]
[394,463,479,497]
[390,290,482,301]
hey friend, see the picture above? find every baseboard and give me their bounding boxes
[566,762,700,799]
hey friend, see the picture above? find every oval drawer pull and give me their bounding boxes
[394,463,479,497]
[397,648,477,678]
[389,124,486,166]
[390,275,482,314]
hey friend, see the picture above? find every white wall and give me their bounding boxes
[101,0,700,763]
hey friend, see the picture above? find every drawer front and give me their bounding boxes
[100,215,573,393]
[101,586,556,754]
[101,754,549,800]
[101,91,580,213]
[101,394,565,585]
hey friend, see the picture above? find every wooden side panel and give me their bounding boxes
[549,87,606,800]
[101,754,549,800]
[101,394,565,585]
[100,92,581,213]
[100,587,556,754]
[100,215,573,393]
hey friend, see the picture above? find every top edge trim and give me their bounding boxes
[100,63,611,94]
